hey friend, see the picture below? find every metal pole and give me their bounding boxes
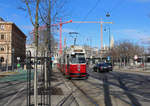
[34,51,38,106]
[12,49,14,72]
[26,52,29,106]
[59,24,62,55]
[29,51,31,106]
[74,37,77,45]
[100,19,103,50]
[109,27,110,50]
[26,51,31,106]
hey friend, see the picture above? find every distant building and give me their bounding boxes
[26,44,36,57]
[0,18,26,69]
[110,35,114,48]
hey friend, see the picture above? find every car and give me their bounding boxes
[105,62,113,71]
[93,62,112,72]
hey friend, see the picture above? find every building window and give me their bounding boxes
[1,34,4,40]
[0,25,5,30]
[0,57,4,62]
[1,47,4,51]
[0,47,4,51]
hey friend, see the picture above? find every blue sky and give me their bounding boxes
[1,0,150,48]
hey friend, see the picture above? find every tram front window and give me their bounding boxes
[71,54,86,64]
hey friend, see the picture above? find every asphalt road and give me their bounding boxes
[0,72,32,106]
[87,68,150,106]
[1,68,150,106]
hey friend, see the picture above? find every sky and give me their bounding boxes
[0,0,150,48]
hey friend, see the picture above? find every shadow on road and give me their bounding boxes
[102,75,112,106]
[117,75,142,106]
[88,68,150,105]
[109,72,150,106]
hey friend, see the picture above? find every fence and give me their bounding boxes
[26,51,51,106]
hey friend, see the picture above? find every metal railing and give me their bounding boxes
[26,51,51,106]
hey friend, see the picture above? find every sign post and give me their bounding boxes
[107,56,110,61]
[17,57,20,70]
[134,55,138,65]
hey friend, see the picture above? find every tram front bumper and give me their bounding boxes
[70,73,88,78]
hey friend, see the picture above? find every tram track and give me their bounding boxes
[56,91,79,106]
[58,72,130,106]
[71,80,99,106]
[58,76,99,106]
[71,69,132,106]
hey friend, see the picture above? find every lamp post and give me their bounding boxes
[69,32,78,45]
[12,48,14,72]
[104,26,111,50]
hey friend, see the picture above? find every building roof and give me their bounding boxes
[0,21,26,38]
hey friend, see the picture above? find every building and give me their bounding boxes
[0,19,26,70]
[26,44,36,57]
[110,35,114,48]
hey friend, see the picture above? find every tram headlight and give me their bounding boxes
[78,65,80,71]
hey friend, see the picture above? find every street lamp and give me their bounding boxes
[12,48,14,72]
[104,26,111,50]
[69,32,79,45]
[106,12,110,17]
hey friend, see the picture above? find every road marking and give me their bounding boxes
[4,84,26,106]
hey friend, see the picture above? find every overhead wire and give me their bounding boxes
[75,0,102,29]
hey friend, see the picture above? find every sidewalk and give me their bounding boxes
[0,67,77,105]
[28,67,73,106]
[51,68,72,106]
[113,66,150,73]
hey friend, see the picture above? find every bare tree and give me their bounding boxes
[19,0,40,105]
[108,41,144,66]
[19,1,70,105]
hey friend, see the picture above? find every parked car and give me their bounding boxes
[93,62,112,72]
[105,62,113,71]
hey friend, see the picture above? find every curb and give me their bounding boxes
[114,70,150,73]
[0,72,18,75]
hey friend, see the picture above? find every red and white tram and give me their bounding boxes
[58,45,88,79]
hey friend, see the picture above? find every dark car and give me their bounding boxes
[105,62,113,71]
[93,63,112,72]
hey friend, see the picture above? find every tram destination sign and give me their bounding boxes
[74,49,83,52]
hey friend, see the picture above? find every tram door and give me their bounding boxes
[67,55,70,75]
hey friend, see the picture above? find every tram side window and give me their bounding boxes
[63,57,65,64]
[67,55,69,64]
[59,58,61,64]
[146,57,150,63]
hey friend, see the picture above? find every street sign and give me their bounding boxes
[17,63,21,68]
[134,55,138,60]
[17,57,20,60]
[107,56,110,61]
[52,57,54,61]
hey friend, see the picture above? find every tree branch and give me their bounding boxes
[25,0,34,26]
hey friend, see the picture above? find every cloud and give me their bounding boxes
[114,29,150,43]
[141,36,150,44]
[21,25,34,31]
[62,28,76,33]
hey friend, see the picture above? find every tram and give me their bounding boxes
[58,45,88,79]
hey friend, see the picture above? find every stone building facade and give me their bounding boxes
[0,20,26,69]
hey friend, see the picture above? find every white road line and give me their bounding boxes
[4,84,26,106]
